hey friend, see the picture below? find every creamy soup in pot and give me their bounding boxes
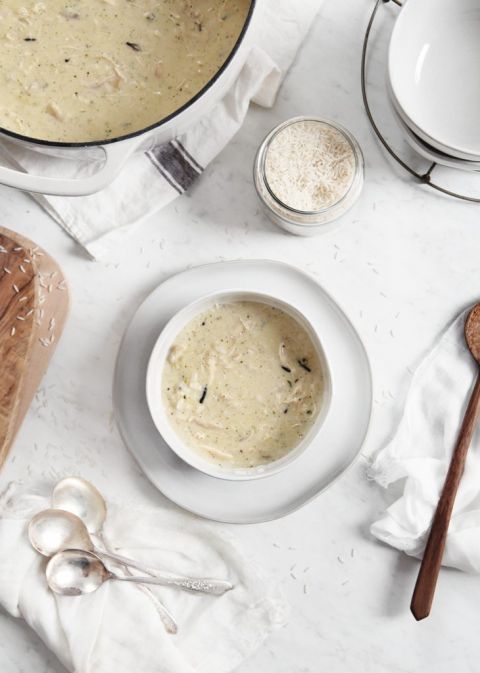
[0,0,251,143]
[162,301,325,469]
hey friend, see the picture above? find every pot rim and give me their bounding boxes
[0,0,256,150]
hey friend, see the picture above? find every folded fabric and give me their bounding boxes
[0,0,322,260]
[369,309,480,573]
[0,483,287,673]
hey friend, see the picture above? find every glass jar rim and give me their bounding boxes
[258,116,362,217]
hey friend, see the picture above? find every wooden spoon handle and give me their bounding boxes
[411,372,480,621]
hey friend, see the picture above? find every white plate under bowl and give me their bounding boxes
[389,94,480,173]
[389,0,480,160]
[113,260,373,524]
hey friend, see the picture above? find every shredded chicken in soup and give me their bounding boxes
[162,301,325,469]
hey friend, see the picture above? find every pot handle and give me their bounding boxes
[0,138,140,197]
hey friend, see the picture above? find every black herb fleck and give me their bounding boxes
[284,407,289,414]
[298,358,312,372]
[24,37,36,42]
[199,386,208,404]
[281,365,291,373]
[126,41,142,51]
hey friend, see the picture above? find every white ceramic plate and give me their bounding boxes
[389,94,480,173]
[389,0,480,160]
[113,260,373,524]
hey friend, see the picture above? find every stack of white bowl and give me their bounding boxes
[388,0,480,172]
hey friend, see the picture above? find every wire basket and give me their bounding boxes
[362,0,480,203]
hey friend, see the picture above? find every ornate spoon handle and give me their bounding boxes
[96,548,232,595]
[111,571,232,595]
[135,583,178,634]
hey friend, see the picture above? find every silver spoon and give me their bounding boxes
[29,508,232,595]
[52,479,178,634]
[47,549,225,598]
[52,478,145,577]
[45,549,177,632]
[51,478,233,594]
[52,477,106,535]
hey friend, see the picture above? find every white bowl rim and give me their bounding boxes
[146,289,333,481]
[388,83,480,163]
[388,0,480,158]
[388,88,480,172]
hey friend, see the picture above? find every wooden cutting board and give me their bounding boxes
[0,228,69,469]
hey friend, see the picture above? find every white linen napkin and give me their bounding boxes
[369,309,480,573]
[0,0,321,260]
[0,483,287,673]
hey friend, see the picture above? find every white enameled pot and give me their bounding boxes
[0,1,257,197]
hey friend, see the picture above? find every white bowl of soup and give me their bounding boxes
[0,0,256,196]
[146,290,332,481]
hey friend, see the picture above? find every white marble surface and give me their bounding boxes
[1,0,480,671]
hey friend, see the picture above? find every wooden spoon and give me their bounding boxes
[411,303,480,621]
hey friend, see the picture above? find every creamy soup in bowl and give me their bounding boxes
[146,291,332,480]
[0,0,252,143]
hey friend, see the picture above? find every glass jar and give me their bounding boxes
[253,116,364,236]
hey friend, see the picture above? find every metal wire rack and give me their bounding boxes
[361,0,480,203]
